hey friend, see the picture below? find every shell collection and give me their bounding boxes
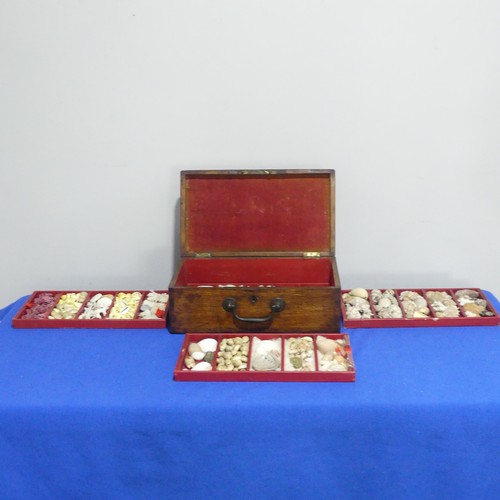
[184,338,218,371]
[316,335,352,372]
[138,291,169,319]
[342,287,497,322]
[216,336,250,371]
[79,293,114,319]
[425,291,460,318]
[15,290,169,323]
[49,292,88,320]
[371,289,403,319]
[399,291,430,318]
[454,289,494,318]
[251,338,282,371]
[20,292,58,319]
[285,336,314,371]
[181,335,355,374]
[108,292,142,319]
[342,288,373,319]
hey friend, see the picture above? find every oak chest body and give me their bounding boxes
[168,170,340,333]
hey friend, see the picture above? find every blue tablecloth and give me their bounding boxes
[0,293,499,499]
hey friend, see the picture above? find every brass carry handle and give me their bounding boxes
[222,297,286,324]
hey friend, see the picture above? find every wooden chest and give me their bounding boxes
[168,170,340,333]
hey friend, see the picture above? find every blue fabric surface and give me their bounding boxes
[0,293,499,499]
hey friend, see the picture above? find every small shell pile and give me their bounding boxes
[21,293,58,319]
[216,336,250,371]
[49,292,88,319]
[316,335,351,372]
[399,291,430,318]
[285,336,314,371]
[455,289,493,317]
[251,338,281,371]
[426,291,460,318]
[138,291,169,319]
[184,338,218,371]
[79,293,114,319]
[342,288,373,319]
[108,292,142,319]
[371,289,403,319]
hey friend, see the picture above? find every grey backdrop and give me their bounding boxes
[1,1,499,307]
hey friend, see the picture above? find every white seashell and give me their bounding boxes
[198,338,218,352]
[191,351,206,361]
[188,342,202,355]
[257,339,279,352]
[378,297,392,308]
[192,361,212,371]
[184,356,195,369]
[350,288,368,299]
[317,338,337,354]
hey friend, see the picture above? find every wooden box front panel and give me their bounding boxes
[168,257,341,333]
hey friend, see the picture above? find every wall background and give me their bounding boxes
[1,0,499,308]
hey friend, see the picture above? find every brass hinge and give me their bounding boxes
[194,252,211,258]
[303,252,321,257]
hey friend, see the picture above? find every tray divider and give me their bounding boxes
[393,289,406,318]
[100,292,119,319]
[367,289,378,318]
[132,292,148,320]
[422,289,439,318]
[450,289,468,318]
[44,292,64,319]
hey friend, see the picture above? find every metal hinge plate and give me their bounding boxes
[303,252,321,258]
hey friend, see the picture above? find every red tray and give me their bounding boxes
[12,290,169,329]
[174,333,355,382]
[342,288,499,328]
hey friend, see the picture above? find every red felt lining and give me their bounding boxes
[175,257,334,287]
[184,173,332,254]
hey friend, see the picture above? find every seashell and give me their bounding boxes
[252,351,280,371]
[414,311,429,318]
[350,288,368,299]
[463,302,485,316]
[377,297,392,308]
[191,351,205,361]
[188,342,202,355]
[347,296,369,307]
[256,340,278,352]
[204,351,214,363]
[192,361,212,371]
[198,338,218,353]
[455,289,480,299]
[325,362,348,372]
[184,356,196,369]
[317,337,337,354]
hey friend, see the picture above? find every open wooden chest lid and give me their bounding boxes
[181,169,335,257]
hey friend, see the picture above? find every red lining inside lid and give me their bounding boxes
[184,173,332,254]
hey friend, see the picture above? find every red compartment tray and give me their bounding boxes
[174,333,355,382]
[342,288,499,328]
[12,290,169,329]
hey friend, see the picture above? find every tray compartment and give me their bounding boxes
[12,290,169,329]
[174,333,355,382]
[423,289,463,319]
[49,292,89,320]
[342,288,499,328]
